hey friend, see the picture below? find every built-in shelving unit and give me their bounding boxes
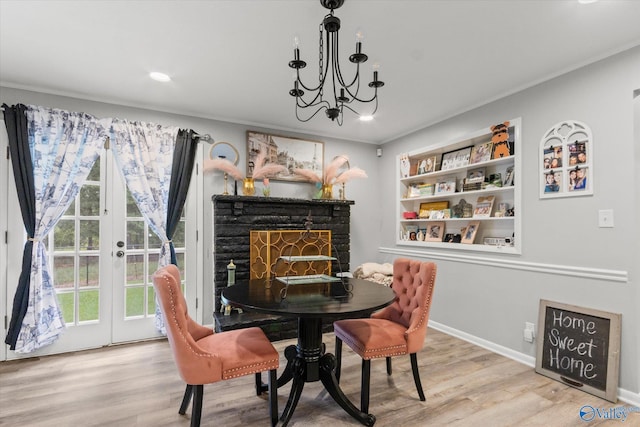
[396,118,522,254]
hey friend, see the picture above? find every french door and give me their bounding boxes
[2,131,201,359]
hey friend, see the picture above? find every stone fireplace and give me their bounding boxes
[212,195,353,340]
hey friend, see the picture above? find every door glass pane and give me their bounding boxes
[79,290,99,322]
[148,231,161,248]
[126,254,145,284]
[126,287,144,317]
[86,159,100,182]
[64,200,75,216]
[54,220,75,251]
[78,256,99,287]
[127,220,144,250]
[79,220,100,250]
[53,256,75,289]
[79,186,100,216]
[147,253,160,281]
[57,292,75,324]
[126,191,138,216]
[147,287,156,316]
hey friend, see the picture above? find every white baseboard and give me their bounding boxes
[428,320,640,407]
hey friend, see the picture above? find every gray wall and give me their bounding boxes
[0,86,381,327]
[377,46,640,397]
[2,44,638,399]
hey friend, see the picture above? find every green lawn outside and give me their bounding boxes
[58,286,156,323]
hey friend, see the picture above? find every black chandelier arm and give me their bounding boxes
[294,103,331,123]
[295,69,326,94]
[296,95,331,111]
[331,31,362,91]
[342,95,379,117]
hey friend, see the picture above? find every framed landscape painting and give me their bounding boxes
[247,131,323,182]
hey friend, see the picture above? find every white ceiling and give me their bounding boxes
[1,0,640,145]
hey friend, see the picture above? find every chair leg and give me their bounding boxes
[335,337,343,382]
[191,384,204,427]
[268,368,278,427]
[386,357,392,375]
[179,384,193,415]
[410,353,426,402]
[255,372,262,396]
[361,359,371,413]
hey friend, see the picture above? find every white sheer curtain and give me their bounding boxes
[109,119,179,332]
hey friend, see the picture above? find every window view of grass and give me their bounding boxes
[51,158,186,328]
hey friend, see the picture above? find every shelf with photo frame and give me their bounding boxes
[397,118,521,254]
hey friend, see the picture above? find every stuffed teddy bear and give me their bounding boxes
[491,121,511,158]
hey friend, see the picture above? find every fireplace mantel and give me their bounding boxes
[212,195,354,339]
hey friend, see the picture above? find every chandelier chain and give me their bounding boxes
[318,23,324,95]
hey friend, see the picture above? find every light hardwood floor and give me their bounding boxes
[0,328,632,426]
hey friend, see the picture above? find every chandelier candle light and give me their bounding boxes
[289,0,384,125]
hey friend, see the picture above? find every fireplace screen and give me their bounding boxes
[250,230,333,279]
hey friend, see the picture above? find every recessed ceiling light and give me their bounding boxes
[149,71,171,82]
[578,0,598,4]
[359,115,374,122]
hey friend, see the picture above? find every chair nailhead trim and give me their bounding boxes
[160,272,278,380]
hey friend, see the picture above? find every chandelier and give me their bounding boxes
[288,0,384,125]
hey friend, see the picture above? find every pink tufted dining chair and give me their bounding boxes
[333,258,437,413]
[152,264,279,427]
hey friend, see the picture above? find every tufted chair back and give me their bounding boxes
[371,258,437,354]
[153,264,279,427]
[153,264,222,385]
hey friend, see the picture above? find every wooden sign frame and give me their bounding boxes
[535,299,621,402]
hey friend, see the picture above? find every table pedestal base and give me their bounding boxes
[274,317,376,426]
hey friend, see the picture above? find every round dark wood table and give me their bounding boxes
[221,278,395,426]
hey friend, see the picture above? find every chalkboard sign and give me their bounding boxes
[535,300,621,402]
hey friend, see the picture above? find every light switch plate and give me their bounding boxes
[598,209,614,228]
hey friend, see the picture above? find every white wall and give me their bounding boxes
[0,86,381,326]
[377,46,640,399]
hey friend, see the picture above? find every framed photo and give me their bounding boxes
[247,131,323,182]
[399,153,410,178]
[444,233,461,243]
[470,141,493,164]
[435,177,457,194]
[503,166,514,186]
[419,201,449,218]
[425,221,445,242]
[466,167,486,184]
[440,146,472,171]
[473,195,495,218]
[428,210,445,220]
[461,221,480,244]
[568,167,588,192]
[417,155,438,174]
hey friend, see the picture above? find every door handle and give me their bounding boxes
[116,250,125,258]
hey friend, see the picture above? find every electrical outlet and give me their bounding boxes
[524,322,535,343]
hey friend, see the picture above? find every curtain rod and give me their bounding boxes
[194,133,214,143]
